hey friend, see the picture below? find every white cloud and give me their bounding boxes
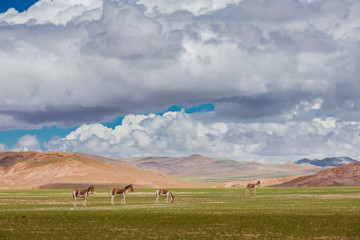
[44,111,360,162]
[0,0,102,25]
[139,0,241,15]
[10,134,42,152]
[313,117,337,129]
[0,143,7,151]
[84,0,183,60]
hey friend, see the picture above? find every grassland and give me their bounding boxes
[0,187,360,239]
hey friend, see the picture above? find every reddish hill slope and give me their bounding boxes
[0,151,191,189]
[273,161,360,187]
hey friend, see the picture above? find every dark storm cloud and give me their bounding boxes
[214,92,312,120]
[1,106,119,126]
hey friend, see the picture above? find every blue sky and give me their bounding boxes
[1,0,360,162]
[0,0,37,13]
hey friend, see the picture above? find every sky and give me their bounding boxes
[0,0,360,163]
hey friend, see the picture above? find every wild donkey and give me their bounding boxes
[72,185,94,207]
[246,181,260,195]
[155,189,174,203]
[110,184,134,205]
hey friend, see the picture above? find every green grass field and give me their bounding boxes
[1,187,360,239]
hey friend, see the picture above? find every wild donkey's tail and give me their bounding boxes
[170,192,174,203]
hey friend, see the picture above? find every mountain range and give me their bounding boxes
[294,157,357,167]
[82,154,329,182]
[1,151,359,189]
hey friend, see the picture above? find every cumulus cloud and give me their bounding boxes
[0,143,7,152]
[0,0,102,25]
[10,134,42,152]
[139,0,241,15]
[84,0,183,60]
[44,111,360,162]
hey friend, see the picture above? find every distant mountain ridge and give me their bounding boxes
[295,157,357,167]
[3,151,355,189]
[115,154,329,182]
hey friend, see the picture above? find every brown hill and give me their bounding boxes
[273,161,360,187]
[0,151,192,189]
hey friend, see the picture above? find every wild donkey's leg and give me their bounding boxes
[84,195,87,206]
[121,193,125,205]
[111,195,114,205]
[72,191,77,208]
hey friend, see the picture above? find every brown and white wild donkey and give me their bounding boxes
[111,184,134,205]
[246,180,260,195]
[72,185,94,207]
[155,189,174,203]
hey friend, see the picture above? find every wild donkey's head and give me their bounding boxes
[88,185,95,195]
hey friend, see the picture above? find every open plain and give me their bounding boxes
[1,187,359,239]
